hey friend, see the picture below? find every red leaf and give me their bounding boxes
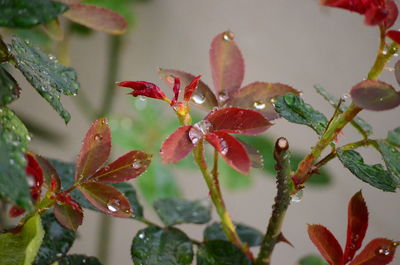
[75,118,111,182]
[78,182,133,218]
[34,154,61,191]
[226,82,300,120]
[349,238,398,265]
[90,150,152,183]
[350,80,400,111]
[237,139,263,168]
[344,191,369,263]
[183,75,201,102]
[320,0,368,14]
[383,0,398,28]
[26,153,43,190]
[161,125,195,163]
[205,132,251,175]
[364,6,389,26]
[158,68,218,110]
[54,202,83,231]
[171,77,180,105]
[387,30,400,44]
[9,206,25,218]
[205,107,272,135]
[62,3,127,34]
[117,81,167,101]
[210,31,244,99]
[308,224,344,265]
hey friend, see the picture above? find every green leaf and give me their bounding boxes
[314,85,373,137]
[0,0,68,28]
[203,222,263,247]
[34,212,76,265]
[0,107,31,209]
[0,214,44,265]
[131,226,193,265]
[58,255,103,265]
[376,140,400,185]
[387,127,400,147]
[153,198,211,226]
[298,254,329,265]
[49,159,144,217]
[196,240,251,265]
[274,93,328,135]
[9,37,80,123]
[0,65,20,106]
[337,149,397,192]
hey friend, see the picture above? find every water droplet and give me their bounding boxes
[379,97,384,102]
[132,160,141,169]
[138,232,145,239]
[94,134,103,141]
[218,92,229,103]
[382,49,388,55]
[269,97,277,104]
[253,101,266,110]
[291,190,303,203]
[56,253,63,257]
[26,135,31,141]
[376,246,391,256]
[107,199,120,212]
[394,53,398,57]
[27,176,35,187]
[138,96,147,102]
[49,54,56,60]
[219,138,228,155]
[192,93,206,104]
[223,31,235,41]
[104,165,110,171]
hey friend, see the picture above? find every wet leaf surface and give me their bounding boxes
[376,140,400,185]
[196,240,251,265]
[58,254,103,265]
[0,107,31,210]
[131,226,193,265]
[53,202,83,231]
[349,238,398,265]
[9,38,79,123]
[34,212,76,265]
[161,125,194,164]
[0,66,20,106]
[308,224,343,265]
[387,127,400,146]
[0,0,68,28]
[153,198,211,226]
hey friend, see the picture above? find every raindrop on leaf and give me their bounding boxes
[94,134,103,141]
[223,31,235,41]
[132,160,142,169]
[192,93,206,104]
[253,101,266,110]
[376,246,392,256]
[218,92,229,103]
[107,199,120,212]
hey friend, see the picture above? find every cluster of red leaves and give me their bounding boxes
[308,191,399,265]
[9,118,151,231]
[321,0,400,44]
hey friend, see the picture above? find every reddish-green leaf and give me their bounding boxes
[75,118,111,182]
[205,132,251,175]
[183,75,201,102]
[78,182,133,217]
[349,238,398,265]
[210,31,244,98]
[205,107,272,135]
[226,82,300,120]
[62,3,127,34]
[350,80,400,111]
[158,68,218,110]
[160,125,195,163]
[308,224,344,265]
[34,154,61,191]
[388,30,400,45]
[53,202,83,231]
[344,191,369,263]
[237,139,263,168]
[90,150,152,183]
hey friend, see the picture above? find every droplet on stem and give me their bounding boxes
[291,190,303,203]
[218,92,229,103]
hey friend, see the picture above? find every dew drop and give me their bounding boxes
[269,97,277,104]
[27,176,35,187]
[26,135,31,141]
[94,134,103,141]
[56,253,63,257]
[218,92,229,103]
[138,232,145,239]
[376,246,391,256]
[291,190,303,203]
[48,54,56,60]
[223,31,234,41]
[138,96,147,102]
[382,50,388,55]
[107,199,120,212]
[253,101,266,110]
[192,93,206,104]
[132,160,142,169]
[104,165,110,171]
[220,139,228,155]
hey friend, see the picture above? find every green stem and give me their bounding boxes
[193,139,253,260]
[256,138,292,265]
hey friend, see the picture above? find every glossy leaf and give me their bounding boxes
[9,38,79,123]
[307,224,343,265]
[387,127,400,146]
[226,82,300,120]
[131,226,194,265]
[78,182,133,217]
[350,80,400,111]
[384,1,399,29]
[196,240,251,265]
[62,3,127,34]
[0,107,31,210]
[90,150,151,183]
[0,214,44,265]
[0,66,20,106]
[117,80,167,100]
[53,202,83,231]
[58,254,103,265]
[158,68,218,110]
[376,140,400,185]
[210,31,244,97]
[349,238,398,265]
[112,182,143,218]
[298,255,329,265]
[0,0,68,28]
[314,85,373,137]
[203,222,263,247]
[337,149,397,192]
[161,125,195,163]
[34,154,61,191]
[343,191,369,263]
[183,75,201,102]
[34,212,76,265]
[205,132,251,175]
[387,30,400,45]
[153,198,211,226]
[205,107,271,135]
[274,93,328,135]
[75,118,111,182]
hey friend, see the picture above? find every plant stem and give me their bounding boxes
[256,138,292,265]
[193,139,253,260]
[96,215,112,264]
